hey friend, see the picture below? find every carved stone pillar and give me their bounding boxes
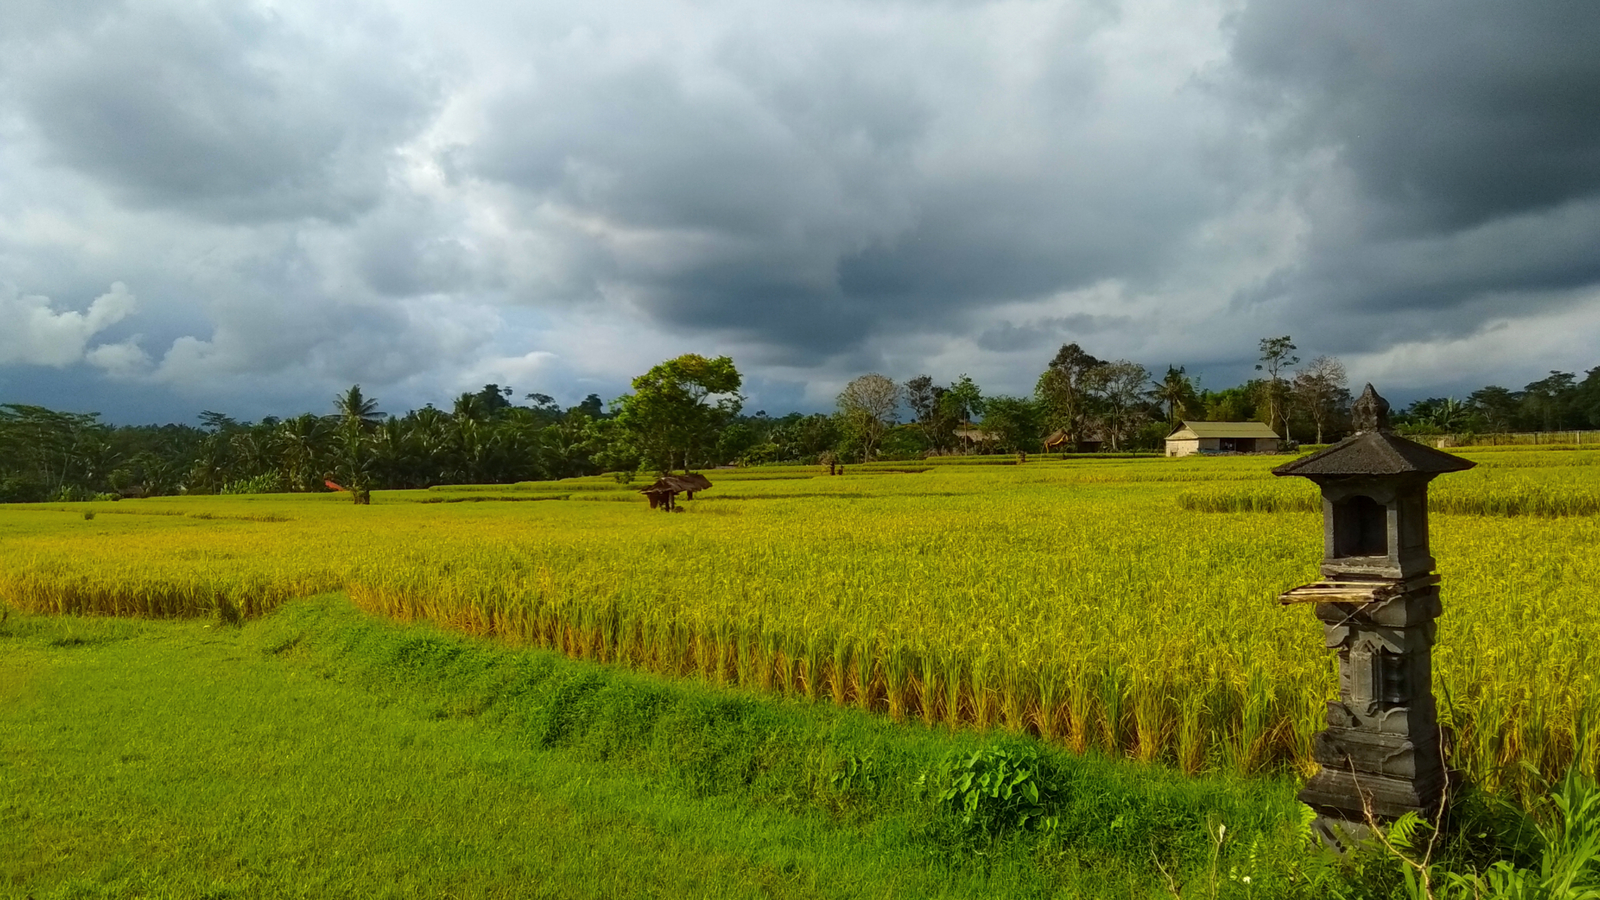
[1273,385,1473,847]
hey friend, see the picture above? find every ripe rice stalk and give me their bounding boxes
[757,629,780,693]
[775,636,798,696]
[1064,661,1096,755]
[830,636,851,708]
[668,620,691,678]
[999,657,1038,736]
[1097,660,1128,756]
[853,637,878,713]
[732,624,758,685]
[970,653,996,731]
[1230,668,1278,776]
[1132,675,1172,764]
[920,649,944,728]
[1175,684,1210,776]
[941,650,966,732]
[883,645,912,722]
[1035,665,1065,743]
[800,631,829,701]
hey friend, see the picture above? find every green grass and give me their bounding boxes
[1,597,1347,899]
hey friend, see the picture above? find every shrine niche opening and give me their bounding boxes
[1333,494,1387,559]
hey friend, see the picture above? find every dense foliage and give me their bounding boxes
[4,342,1598,501]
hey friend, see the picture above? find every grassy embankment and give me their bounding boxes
[2,597,1337,899]
[1,452,1597,802]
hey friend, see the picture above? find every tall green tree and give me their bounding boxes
[977,396,1043,452]
[903,375,946,451]
[1467,386,1521,432]
[770,413,839,463]
[1579,366,1600,428]
[275,414,331,492]
[613,355,744,473]
[1096,360,1150,451]
[1254,336,1298,438]
[943,375,985,425]
[1523,371,1578,431]
[1200,383,1260,423]
[331,385,383,502]
[0,404,109,501]
[1035,343,1104,447]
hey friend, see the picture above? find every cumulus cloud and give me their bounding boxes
[0,281,137,367]
[148,287,498,392]
[85,337,153,379]
[457,350,558,395]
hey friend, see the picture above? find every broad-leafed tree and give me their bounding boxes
[1035,343,1105,448]
[837,373,900,462]
[613,355,744,474]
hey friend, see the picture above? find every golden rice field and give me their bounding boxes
[3,449,1598,803]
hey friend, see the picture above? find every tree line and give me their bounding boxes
[4,340,1598,501]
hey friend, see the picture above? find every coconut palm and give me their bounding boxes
[1151,366,1198,429]
[333,385,384,429]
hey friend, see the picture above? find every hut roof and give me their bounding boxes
[1273,384,1474,478]
[1273,431,1476,478]
[1166,421,1280,441]
[639,473,713,495]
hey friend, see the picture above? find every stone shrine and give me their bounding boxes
[1272,385,1475,847]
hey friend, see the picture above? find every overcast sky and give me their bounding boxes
[3,0,1599,424]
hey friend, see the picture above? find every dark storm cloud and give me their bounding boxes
[1231,2,1600,235]
[833,171,1203,305]
[3,2,435,223]
[975,314,1136,353]
[465,4,1224,358]
[4,0,1598,423]
[465,42,926,351]
[1227,1,1600,345]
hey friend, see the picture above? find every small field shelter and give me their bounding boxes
[1164,421,1280,457]
[1042,429,1106,453]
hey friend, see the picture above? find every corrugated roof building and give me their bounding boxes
[1164,421,1281,457]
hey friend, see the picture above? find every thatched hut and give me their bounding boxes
[639,473,712,511]
[1042,428,1106,453]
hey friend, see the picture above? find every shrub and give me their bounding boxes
[221,473,286,495]
[926,743,1057,840]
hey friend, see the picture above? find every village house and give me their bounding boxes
[1164,421,1281,457]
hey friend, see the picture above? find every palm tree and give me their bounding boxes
[274,414,330,492]
[331,386,382,503]
[333,385,384,429]
[1151,366,1198,429]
